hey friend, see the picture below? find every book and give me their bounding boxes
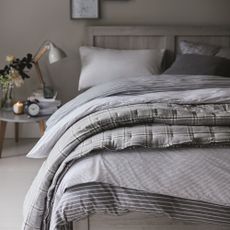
[29,90,58,102]
[28,95,57,102]
[39,107,58,116]
[38,100,61,109]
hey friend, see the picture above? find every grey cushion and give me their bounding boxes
[179,40,220,56]
[164,54,230,77]
[216,48,230,60]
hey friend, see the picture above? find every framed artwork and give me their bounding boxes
[71,0,99,19]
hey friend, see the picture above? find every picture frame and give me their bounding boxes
[71,0,99,19]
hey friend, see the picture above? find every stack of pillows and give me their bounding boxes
[164,40,230,76]
[78,41,230,91]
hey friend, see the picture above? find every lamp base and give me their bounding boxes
[43,86,55,99]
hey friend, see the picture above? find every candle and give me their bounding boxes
[13,101,24,115]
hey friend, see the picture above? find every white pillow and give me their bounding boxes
[79,46,165,90]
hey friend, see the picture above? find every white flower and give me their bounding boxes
[13,76,24,88]
[10,69,24,88]
[6,55,16,63]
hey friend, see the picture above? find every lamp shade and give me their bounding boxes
[48,43,67,64]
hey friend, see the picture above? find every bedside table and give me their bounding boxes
[0,111,49,158]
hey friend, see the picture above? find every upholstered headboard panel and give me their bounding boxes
[88,26,230,67]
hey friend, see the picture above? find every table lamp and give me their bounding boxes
[33,41,67,98]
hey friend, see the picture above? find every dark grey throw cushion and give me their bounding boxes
[179,40,220,56]
[164,54,230,77]
[216,48,230,60]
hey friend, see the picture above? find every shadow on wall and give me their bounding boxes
[47,56,80,102]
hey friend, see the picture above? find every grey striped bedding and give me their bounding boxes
[51,183,230,230]
[23,75,230,230]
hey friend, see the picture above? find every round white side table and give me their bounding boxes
[0,110,49,158]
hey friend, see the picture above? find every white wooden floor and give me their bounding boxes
[0,139,43,230]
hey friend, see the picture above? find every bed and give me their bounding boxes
[22,26,230,230]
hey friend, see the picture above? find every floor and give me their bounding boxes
[0,139,43,230]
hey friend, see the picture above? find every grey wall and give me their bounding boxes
[1,0,230,137]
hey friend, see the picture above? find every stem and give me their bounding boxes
[8,84,13,99]
[2,85,9,108]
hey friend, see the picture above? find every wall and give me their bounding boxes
[1,0,230,138]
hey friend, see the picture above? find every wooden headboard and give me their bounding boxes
[88,26,230,66]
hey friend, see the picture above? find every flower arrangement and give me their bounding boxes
[0,54,34,109]
[0,54,34,87]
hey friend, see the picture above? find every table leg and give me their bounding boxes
[15,123,19,143]
[39,120,46,136]
[0,121,7,158]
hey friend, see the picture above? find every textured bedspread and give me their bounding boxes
[23,75,230,230]
[28,74,230,158]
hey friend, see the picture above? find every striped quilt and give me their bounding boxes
[22,75,230,230]
[51,183,230,229]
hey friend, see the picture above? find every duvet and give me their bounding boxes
[23,75,230,230]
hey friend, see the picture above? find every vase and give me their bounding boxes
[0,83,14,111]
